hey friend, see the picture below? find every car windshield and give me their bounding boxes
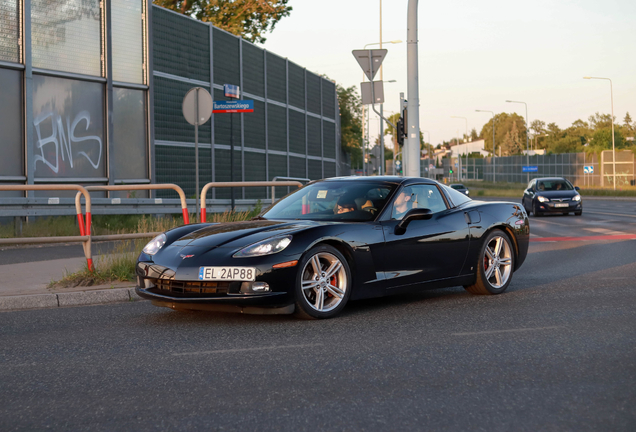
[537,180,573,191]
[261,181,396,221]
[450,184,465,190]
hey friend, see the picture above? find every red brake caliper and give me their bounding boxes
[328,274,337,297]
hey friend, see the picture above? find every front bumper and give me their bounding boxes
[135,259,298,312]
[536,201,582,213]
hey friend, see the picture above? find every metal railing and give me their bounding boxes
[200,181,304,222]
[0,184,94,270]
[75,184,190,226]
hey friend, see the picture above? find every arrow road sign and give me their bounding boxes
[352,49,388,81]
[584,165,594,174]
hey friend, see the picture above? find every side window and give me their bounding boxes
[391,185,447,220]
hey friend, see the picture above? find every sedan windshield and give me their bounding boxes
[537,180,573,191]
[262,181,396,221]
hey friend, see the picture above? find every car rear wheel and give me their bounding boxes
[294,245,351,319]
[464,230,515,295]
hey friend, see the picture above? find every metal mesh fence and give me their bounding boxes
[421,152,635,187]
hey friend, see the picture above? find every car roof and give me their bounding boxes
[450,184,466,187]
[535,177,568,181]
[316,176,438,187]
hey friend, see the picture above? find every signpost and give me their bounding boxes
[522,166,538,173]
[182,87,213,221]
[584,165,594,187]
[352,49,394,176]
[217,84,255,211]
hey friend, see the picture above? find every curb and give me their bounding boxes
[0,287,144,312]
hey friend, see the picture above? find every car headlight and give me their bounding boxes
[465,190,470,196]
[233,235,292,258]
[142,233,167,255]
[573,195,581,201]
[537,196,549,203]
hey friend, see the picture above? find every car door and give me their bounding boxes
[377,184,471,289]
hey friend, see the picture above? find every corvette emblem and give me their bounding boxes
[180,254,195,259]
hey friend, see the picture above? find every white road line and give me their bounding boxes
[451,326,561,336]
[172,343,323,356]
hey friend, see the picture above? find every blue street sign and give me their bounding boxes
[213,100,254,113]
[522,166,538,173]
[224,84,240,98]
[584,165,594,174]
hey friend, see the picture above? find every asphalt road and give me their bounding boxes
[1,199,635,431]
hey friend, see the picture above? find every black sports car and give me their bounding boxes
[522,177,582,216]
[136,177,529,319]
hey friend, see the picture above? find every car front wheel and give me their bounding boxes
[464,230,515,295]
[294,245,351,319]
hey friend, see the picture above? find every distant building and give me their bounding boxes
[449,139,489,158]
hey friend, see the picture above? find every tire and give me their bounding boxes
[533,201,542,217]
[294,244,352,319]
[575,210,582,216]
[464,230,515,295]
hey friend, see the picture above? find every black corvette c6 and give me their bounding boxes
[136,177,529,319]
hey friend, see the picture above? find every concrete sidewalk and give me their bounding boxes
[0,256,141,312]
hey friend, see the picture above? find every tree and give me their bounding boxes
[623,112,635,137]
[336,84,363,168]
[530,119,546,137]
[500,122,524,156]
[479,112,527,155]
[153,0,292,44]
[588,112,614,130]
[589,128,625,151]
[470,128,479,141]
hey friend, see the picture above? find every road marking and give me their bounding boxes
[452,326,561,336]
[530,234,636,242]
[586,211,636,218]
[172,343,323,356]
[585,227,626,235]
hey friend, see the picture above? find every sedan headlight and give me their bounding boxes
[573,195,581,201]
[143,233,167,255]
[537,196,549,203]
[233,235,292,258]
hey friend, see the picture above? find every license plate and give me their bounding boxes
[199,267,256,281]
[555,203,568,208]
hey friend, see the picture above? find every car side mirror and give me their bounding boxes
[574,186,580,191]
[394,208,433,235]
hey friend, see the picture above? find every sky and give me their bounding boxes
[259,0,636,148]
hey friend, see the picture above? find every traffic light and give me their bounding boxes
[449,167,453,175]
[396,118,404,146]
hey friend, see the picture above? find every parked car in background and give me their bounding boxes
[522,177,582,216]
[450,184,470,196]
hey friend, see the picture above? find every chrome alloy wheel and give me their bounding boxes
[483,235,513,289]
[300,252,348,312]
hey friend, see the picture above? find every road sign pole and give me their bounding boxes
[195,88,200,222]
[230,112,234,211]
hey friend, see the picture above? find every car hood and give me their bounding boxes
[168,219,319,251]
[535,190,579,199]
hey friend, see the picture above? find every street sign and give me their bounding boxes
[522,166,538,173]
[352,49,388,81]
[224,84,240,98]
[360,81,384,104]
[454,162,458,167]
[182,87,213,126]
[213,100,254,113]
[584,165,594,174]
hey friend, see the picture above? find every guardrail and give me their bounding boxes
[199,181,304,223]
[75,184,190,226]
[0,184,94,271]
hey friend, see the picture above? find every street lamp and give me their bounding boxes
[505,100,530,182]
[451,116,468,181]
[361,40,402,176]
[584,76,616,190]
[476,110,496,182]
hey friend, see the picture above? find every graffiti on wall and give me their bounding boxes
[34,110,103,175]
